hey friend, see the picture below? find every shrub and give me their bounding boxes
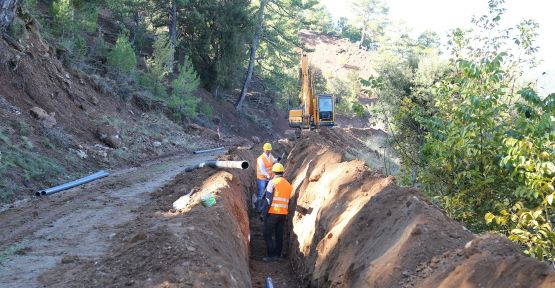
[51,0,74,36]
[92,36,109,59]
[169,57,200,119]
[107,31,137,73]
[78,5,98,33]
[352,102,365,118]
[200,102,213,118]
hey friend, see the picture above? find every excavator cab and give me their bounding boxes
[316,94,335,126]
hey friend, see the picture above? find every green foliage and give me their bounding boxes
[144,34,174,98]
[92,35,109,59]
[7,18,26,39]
[340,23,362,42]
[253,0,321,107]
[147,34,174,82]
[304,3,334,34]
[25,0,39,16]
[44,0,102,65]
[0,129,65,201]
[51,0,74,36]
[331,72,368,118]
[417,30,441,49]
[175,0,252,90]
[418,53,515,230]
[352,102,365,118]
[78,5,98,33]
[107,31,137,73]
[370,0,555,263]
[311,66,327,94]
[199,102,213,118]
[336,16,363,41]
[487,89,555,262]
[351,0,389,49]
[169,57,200,119]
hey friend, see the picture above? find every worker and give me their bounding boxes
[256,143,277,211]
[261,163,293,262]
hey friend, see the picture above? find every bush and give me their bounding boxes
[352,102,365,118]
[78,5,98,33]
[107,31,137,73]
[169,57,200,119]
[92,35,109,60]
[200,102,213,118]
[51,0,74,36]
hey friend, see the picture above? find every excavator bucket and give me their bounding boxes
[288,109,303,127]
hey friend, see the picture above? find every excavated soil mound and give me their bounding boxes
[285,129,555,287]
[39,167,251,287]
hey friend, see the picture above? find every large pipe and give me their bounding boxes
[192,147,225,154]
[265,277,274,288]
[36,170,109,196]
[185,161,249,172]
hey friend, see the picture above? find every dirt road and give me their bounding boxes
[0,152,223,288]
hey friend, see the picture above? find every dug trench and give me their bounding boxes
[38,128,555,287]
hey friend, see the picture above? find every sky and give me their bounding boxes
[321,0,555,95]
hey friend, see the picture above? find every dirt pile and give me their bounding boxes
[300,30,376,82]
[285,129,555,287]
[39,166,252,287]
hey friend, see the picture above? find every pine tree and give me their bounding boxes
[147,33,174,97]
[351,0,389,49]
[176,0,251,91]
[51,0,74,36]
[169,57,200,119]
[107,31,137,73]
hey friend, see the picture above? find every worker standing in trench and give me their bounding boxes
[255,143,278,212]
[260,163,293,262]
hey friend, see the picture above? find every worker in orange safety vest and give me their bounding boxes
[261,163,293,262]
[255,143,278,212]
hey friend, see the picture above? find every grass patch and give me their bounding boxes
[0,239,30,266]
[0,129,65,200]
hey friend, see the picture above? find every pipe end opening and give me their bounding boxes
[41,191,47,196]
[35,191,41,197]
[241,162,249,169]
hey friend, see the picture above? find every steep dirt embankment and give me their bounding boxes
[40,165,252,287]
[0,8,286,202]
[285,129,555,287]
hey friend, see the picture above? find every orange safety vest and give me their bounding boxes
[256,153,275,180]
[268,177,293,215]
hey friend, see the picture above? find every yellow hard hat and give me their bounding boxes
[263,143,272,151]
[272,163,284,173]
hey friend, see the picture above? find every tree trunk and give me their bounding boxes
[0,0,20,32]
[358,28,367,49]
[169,0,177,48]
[235,0,267,110]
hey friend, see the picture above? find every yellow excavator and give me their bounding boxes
[288,53,336,135]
